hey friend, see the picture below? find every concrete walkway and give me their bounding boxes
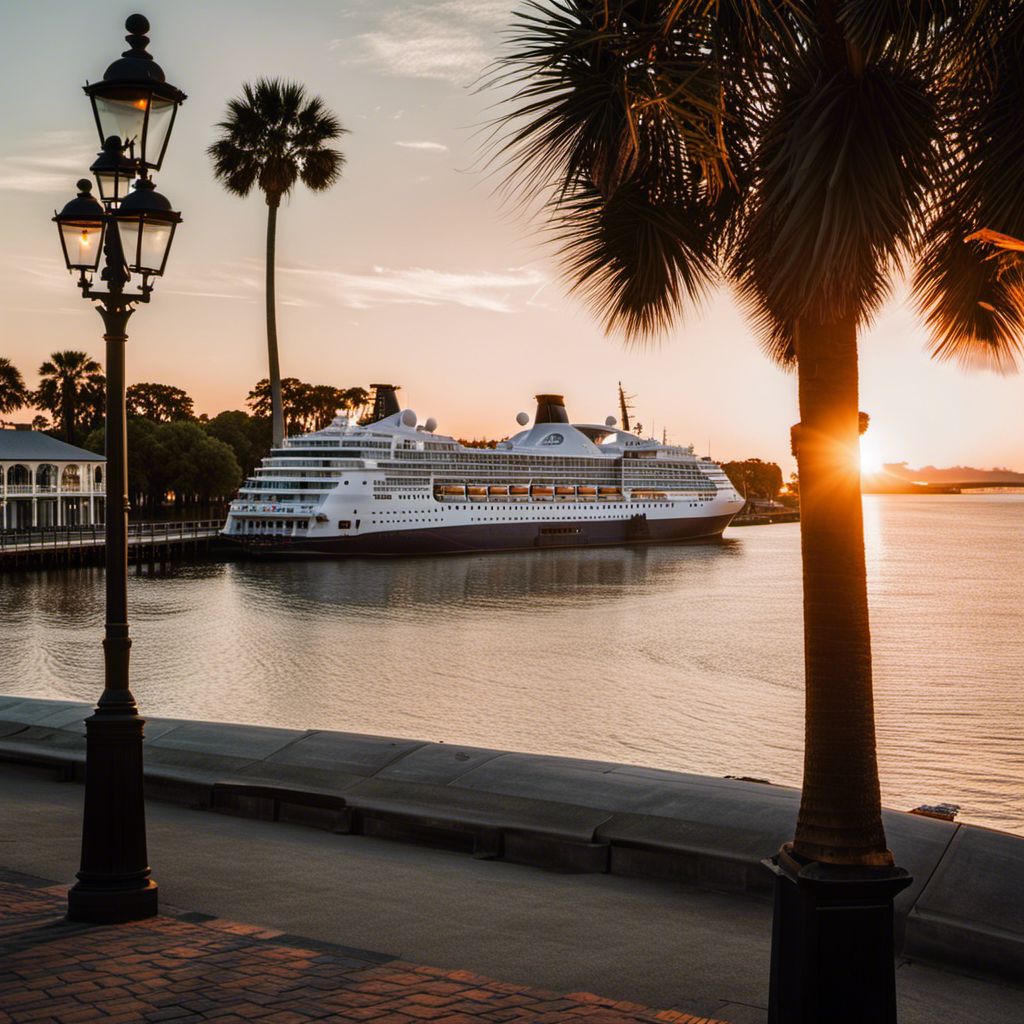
[2,764,1022,1024]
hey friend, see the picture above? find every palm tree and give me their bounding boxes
[0,358,29,416]
[489,0,1023,873]
[209,79,347,449]
[34,351,104,444]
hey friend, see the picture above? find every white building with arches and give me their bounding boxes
[0,429,105,529]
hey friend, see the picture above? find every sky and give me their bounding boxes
[1,0,1021,475]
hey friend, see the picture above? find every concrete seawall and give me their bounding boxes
[1,695,1021,982]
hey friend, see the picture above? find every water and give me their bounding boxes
[1,494,1021,837]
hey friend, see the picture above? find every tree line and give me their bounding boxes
[1,351,371,509]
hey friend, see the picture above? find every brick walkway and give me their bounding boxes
[0,873,727,1024]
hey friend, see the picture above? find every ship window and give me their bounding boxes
[338,520,351,530]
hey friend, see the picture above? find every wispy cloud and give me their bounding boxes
[395,141,450,152]
[164,259,263,302]
[285,263,548,313]
[331,1,507,85]
[0,132,96,194]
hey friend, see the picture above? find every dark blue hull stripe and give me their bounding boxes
[225,514,738,558]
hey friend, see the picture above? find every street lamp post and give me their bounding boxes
[53,13,184,925]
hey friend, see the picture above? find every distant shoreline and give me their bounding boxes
[861,482,1024,495]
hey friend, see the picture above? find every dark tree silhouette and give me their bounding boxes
[0,358,29,415]
[34,351,104,444]
[126,383,195,422]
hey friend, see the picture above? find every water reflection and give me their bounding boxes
[231,540,742,616]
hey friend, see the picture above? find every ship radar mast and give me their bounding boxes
[617,382,635,433]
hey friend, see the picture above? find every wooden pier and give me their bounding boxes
[0,520,224,570]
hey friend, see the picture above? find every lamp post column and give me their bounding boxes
[67,246,157,924]
[53,14,184,923]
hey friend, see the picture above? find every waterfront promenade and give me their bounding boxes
[2,867,726,1024]
[2,701,1023,1023]
[3,765,1024,1024]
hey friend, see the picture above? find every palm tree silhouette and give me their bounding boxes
[209,79,347,449]
[0,358,29,416]
[489,2,1023,870]
[34,351,103,444]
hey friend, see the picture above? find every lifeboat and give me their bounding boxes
[531,485,554,499]
[467,486,488,501]
[488,485,508,495]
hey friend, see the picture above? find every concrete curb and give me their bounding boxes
[1,695,1021,982]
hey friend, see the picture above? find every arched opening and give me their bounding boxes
[6,464,31,487]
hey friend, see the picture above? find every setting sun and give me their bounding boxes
[860,433,886,475]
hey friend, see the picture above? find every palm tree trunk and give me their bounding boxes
[265,196,285,449]
[62,385,75,444]
[791,315,892,867]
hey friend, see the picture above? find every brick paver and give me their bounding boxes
[0,874,728,1024]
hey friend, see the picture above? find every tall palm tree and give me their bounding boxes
[489,0,1023,872]
[0,358,29,416]
[209,79,347,449]
[34,351,104,444]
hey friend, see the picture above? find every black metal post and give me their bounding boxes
[66,226,157,924]
[764,843,911,1024]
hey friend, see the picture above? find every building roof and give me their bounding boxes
[0,430,105,463]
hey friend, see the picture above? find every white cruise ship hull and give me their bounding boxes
[222,389,745,559]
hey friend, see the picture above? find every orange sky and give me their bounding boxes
[1,1,1021,475]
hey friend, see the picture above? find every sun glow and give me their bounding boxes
[859,434,885,476]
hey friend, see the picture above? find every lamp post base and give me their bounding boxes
[67,708,158,924]
[67,879,158,924]
[764,843,912,1024]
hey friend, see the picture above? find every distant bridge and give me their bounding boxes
[943,481,1024,492]
[0,520,224,570]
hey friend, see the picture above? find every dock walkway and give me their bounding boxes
[0,520,223,570]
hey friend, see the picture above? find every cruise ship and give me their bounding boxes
[221,386,744,556]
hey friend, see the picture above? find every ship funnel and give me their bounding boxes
[534,394,569,424]
[369,383,401,422]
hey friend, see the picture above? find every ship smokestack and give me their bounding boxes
[534,394,569,424]
[369,383,401,422]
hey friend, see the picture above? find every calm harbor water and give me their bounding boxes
[1,494,1021,837]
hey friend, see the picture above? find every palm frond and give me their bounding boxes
[485,0,794,338]
[729,55,941,356]
[836,1,958,63]
[555,174,719,339]
[908,3,1024,372]
[208,78,347,202]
